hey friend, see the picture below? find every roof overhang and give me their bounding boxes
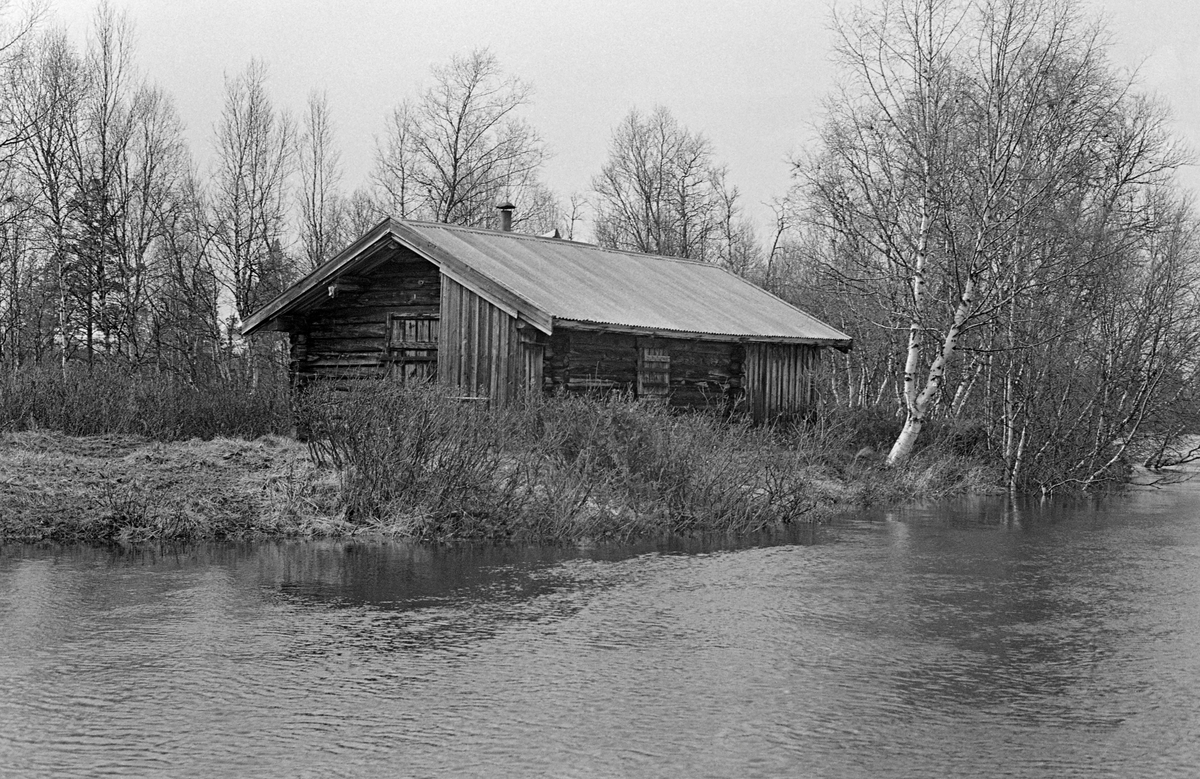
[554,318,853,349]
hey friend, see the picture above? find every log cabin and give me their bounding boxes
[240,214,852,421]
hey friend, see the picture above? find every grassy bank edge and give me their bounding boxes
[0,425,997,546]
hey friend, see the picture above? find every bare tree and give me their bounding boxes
[803,0,1178,465]
[297,89,346,269]
[711,172,760,277]
[30,3,195,368]
[0,5,271,385]
[592,106,728,260]
[211,58,295,323]
[109,83,190,363]
[11,28,85,366]
[0,0,44,172]
[0,2,45,366]
[65,1,137,365]
[562,192,586,241]
[344,185,383,237]
[147,168,221,378]
[0,165,44,364]
[371,48,550,229]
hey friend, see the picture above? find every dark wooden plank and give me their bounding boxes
[304,355,384,368]
[306,323,387,339]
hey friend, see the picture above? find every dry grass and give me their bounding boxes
[0,430,348,542]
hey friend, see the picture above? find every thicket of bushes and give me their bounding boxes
[0,363,293,440]
[295,382,991,542]
[0,365,993,544]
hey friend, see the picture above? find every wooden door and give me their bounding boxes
[637,346,671,401]
[385,313,439,381]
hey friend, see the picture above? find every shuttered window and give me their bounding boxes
[637,347,670,400]
[385,314,439,381]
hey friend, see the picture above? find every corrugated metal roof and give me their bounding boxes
[401,222,851,345]
[242,218,851,347]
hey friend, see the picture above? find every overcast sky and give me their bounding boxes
[48,0,1200,237]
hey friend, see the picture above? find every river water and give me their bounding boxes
[2,479,1199,778]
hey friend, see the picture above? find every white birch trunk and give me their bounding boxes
[889,175,933,465]
[889,415,924,465]
[1009,421,1027,496]
[887,276,976,465]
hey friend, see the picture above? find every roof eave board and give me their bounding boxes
[553,318,853,348]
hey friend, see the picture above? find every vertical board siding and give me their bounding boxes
[439,276,526,402]
[464,290,476,390]
[437,279,454,385]
[744,343,819,422]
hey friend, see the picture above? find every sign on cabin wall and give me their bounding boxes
[385,313,439,381]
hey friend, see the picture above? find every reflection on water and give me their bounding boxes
[1,485,1199,778]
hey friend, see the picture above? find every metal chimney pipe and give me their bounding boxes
[497,201,515,232]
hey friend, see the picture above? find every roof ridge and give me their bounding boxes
[401,218,717,268]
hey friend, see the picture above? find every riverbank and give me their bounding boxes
[0,431,351,543]
[0,406,994,545]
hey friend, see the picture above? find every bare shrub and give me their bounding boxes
[0,363,293,439]
[297,384,916,542]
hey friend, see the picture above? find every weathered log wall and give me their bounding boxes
[289,251,440,381]
[543,329,820,419]
[544,329,742,412]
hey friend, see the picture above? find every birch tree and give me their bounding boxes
[109,83,190,362]
[803,0,1178,466]
[0,1,43,365]
[49,4,194,366]
[148,170,221,378]
[0,0,42,173]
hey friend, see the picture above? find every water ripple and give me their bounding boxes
[2,494,1200,777]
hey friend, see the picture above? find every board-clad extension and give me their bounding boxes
[241,218,853,421]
